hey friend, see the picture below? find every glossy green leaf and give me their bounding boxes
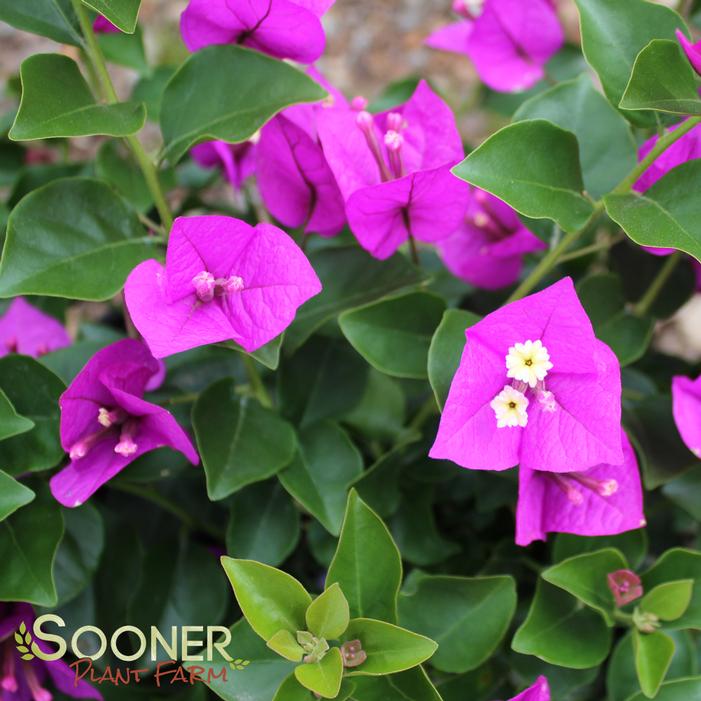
[452,119,593,234]
[575,0,687,117]
[0,471,35,523]
[306,583,350,640]
[274,675,356,701]
[285,247,427,353]
[626,677,701,701]
[98,24,148,73]
[515,74,638,199]
[193,383,296,500]
[605,160,701,264]
[294,647,343,699]
[621,39,701,115]
[642,549,701,629]
[350,667,442,701]
[221,557,312,642]
[552,530,648,570]
[226,480,300,567]
[633,629,675,699]
[398,574,516,674]
[0,356,65,475]
[339,292,446,380]
[161,45,326,163]
[542,548,627,625]
[641,580,694,621]
[10,54,146,140]
[664,470,701,521]
[342,618,437,676]
[0,0,82,45]
[279,422,363,536]
[82,0,140,33]
[0,485,64,606]
[0,177,157,300]
[267,629,304,662]
[512,580,612,669]
[0,387,35,441]
[326,490,402,624]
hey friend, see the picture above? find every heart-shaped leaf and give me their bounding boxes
[294,647,343,699]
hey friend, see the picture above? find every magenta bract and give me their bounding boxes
[124,216,322,357]
[509,676,550,701]
[49,339,198,508]
[677,28,701,77]
[191,140,256,193]
[0,297,70,358]
[92,15,120,33]
[180,0,334,63]
[672,374,701,459]
[437,188,546,289]
[607,569,644,607]
[431,278,624,473]
[426,0,563,93]
[516,431,645,546]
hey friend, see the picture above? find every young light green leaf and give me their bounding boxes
[398,574,516,674]
[161,45,326,163]
[341,618,437,676]
[10,54,146,141]
[326,490,402,624]
[452,120,593,234]
[82,0,141,33]
[349,667,442,701]
[0,471,35,523]
[641,580,694,622]
[193,384,296,500]
[0,387,35,441]
[633,629,675,699]
[0,177,158,301]
[294,647,343,699]
[273,675,356,701]
[220,558,312,642]
[0,0,82,45]
[306,583,350,641]
[625,677,701,701]
[267,630,304,663]
[621,40,701,116]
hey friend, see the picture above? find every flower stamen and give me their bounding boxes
[23,660,53,701]
[114,419,139,458]
[356,111,393,181]
[1,643,17,693]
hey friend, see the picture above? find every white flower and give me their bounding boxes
[490,385,529,428]
[505,339,553,388]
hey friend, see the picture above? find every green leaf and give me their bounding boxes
[553,530,648,570]
[621,39,701,116]
[82,0,141,33]
[193,383,296,500]
[576,273,654,366]
[350,667,442,701]
[267,629,304,662]
[285,247,427,354]
[279,421,364,536]
[633,629,675,698]
[294,647,343,699]
[339,292,446,380]
[226,480,300,567]
[428,309,480,410]
[0,0,82,45]
[625,677,701,701]
[10,54,146,141]
[452,119,593,234]
[664,471,701,521]
[0,356,65,475]
[642,550,701,629]
[0,471,35,523]
[398,574,516,674]
[542,548,628,625]
[274,675,356,701]
[605,160,701,264]
[0,485,64,606]
[221,557,312,641]
[0,387,35,441]
[306,583,350,640]
[326,490,402,624]
[514,74,638,199]
[160,45,326,163]
[0,177,158,300]
[512,580,612,669]
[98,24,148,73]
[641,580,694,621]
[575,0,687,118]
[53,503,104,607]
[342,618,437,676]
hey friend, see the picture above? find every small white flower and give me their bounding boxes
[505,339,553,388]
[490,385,529,428]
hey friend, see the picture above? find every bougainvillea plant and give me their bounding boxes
[0,0,701,699]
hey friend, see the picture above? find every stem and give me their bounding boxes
[613,610,634,625]
[408,235,419,265]
[242,355,273,408]
[70,0,173,231]
[558,234,625,263]
[633,252,682,317]
[613,116,701,194]
[110,482,223,540]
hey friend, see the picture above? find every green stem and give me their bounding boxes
[613,610,634,626]
[633,252,682,317]
[70,0,173,231]
[110,482,223,540]
[558,234,625,263]
[242,355,273,408]
[407,394,438,434]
